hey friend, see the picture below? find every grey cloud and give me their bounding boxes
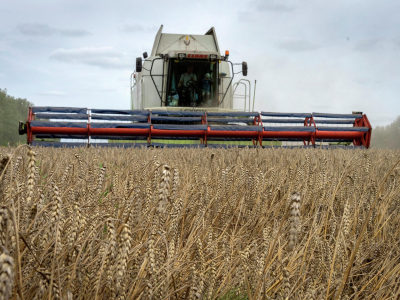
[393,37,400,47]
[120,24,158,34]
[16,23,91,37]
[238,12,255,22]
[57,29,92,37]
[278,38,319,52]
[353,38,382,52]
[50,47,130,69]
[354,77,384,85]
[17,23,54,36]
[82,87,117,93]
[354,77,369,85]
[309,103,331,111]
[37,91,66,97]
[255,0,294,12]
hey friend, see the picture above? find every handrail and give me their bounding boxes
[238,79,251,111]
[233,79,252,112]
[130,72,136,110]
[253,80,257,112]
[233,82,247,111]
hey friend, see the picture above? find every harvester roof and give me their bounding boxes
[151,25,220,56]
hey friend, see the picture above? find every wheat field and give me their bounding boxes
[0,146,399,300]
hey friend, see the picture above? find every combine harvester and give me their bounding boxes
[19,26,372,148]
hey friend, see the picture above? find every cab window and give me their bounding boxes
[166,59,219,107]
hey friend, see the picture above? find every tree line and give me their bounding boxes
[0,88,33,146]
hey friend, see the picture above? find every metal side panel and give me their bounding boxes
[151,116,202,122]
[92,143,148,148]
[207,118,253,123]
[32,107,87,114]
[208,112,258,117]
[261,112,312,118]
[156,34,218,54]
[31,141,87,148]
[142,58,163,108]
[313,113,362,118]
[317,126,369,132]
[91,109,149,115]
[219,61,233,110]
[35,113,88,120]
[264,126,316,132]
[35,134,88,139]
[153,124,207,131]
[152,110,205,116]
[209,125,262,132]
[261,118,305,124]
[91,115,148,121]
[151,25,163,57]
[31,121,87,128]
[90,123,151,129]
[205,27,220,53]
[151,143,205,148]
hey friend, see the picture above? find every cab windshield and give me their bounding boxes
[166,59,219,107]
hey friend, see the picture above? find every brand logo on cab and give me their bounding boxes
[187,54,208,59]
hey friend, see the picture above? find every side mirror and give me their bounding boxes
[242,62,248,76]
[143,52,148,59]
[18,121,27,135]
[136,57,142,72]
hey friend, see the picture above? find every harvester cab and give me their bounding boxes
[131,26,247,112]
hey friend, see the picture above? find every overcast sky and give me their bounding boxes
[1,0,399,127]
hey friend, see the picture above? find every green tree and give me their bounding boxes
[0,88,33,146]
[371,116,400,149]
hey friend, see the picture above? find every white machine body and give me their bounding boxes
[131,25,246,112]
